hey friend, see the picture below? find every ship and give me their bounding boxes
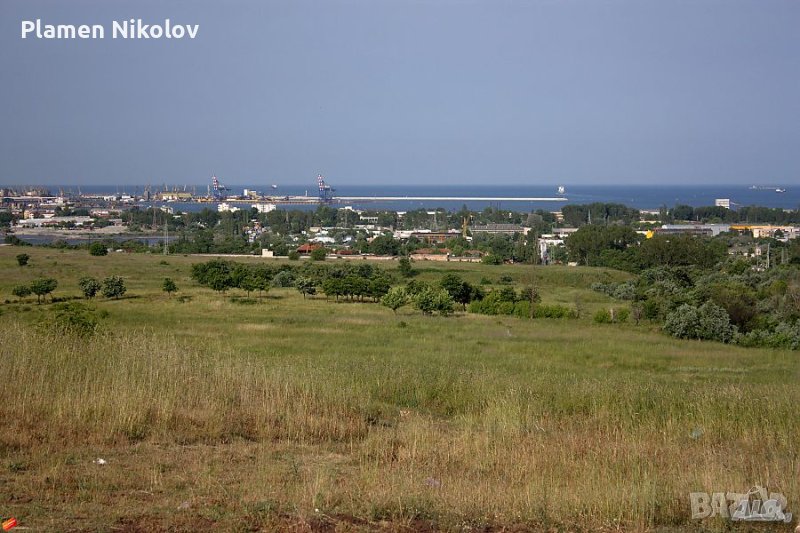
[557,185,565,195]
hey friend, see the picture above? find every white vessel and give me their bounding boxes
[557,185,565,195]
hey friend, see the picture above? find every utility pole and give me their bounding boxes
[163,213,168,255]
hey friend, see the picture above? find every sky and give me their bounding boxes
[1,0,799,188]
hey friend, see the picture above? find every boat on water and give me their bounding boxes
[776,188,786,193]
[557,185,565,195]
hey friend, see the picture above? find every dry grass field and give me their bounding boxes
[0,246,797,532]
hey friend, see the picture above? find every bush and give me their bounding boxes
[481,254,503,265]
[287,250,300,261]
[593,309,612,324]
[737,321,800,350]
[78,277,102,299]
[272,270,296,288]
[89,242,108,256]
[16,253,30,266]
[162,277,178,297]
[663,302,736,343]
[101,276,127,299]
[310,248,327,261]
[381,287,408,314]
[615,308,630,323]
[413,287,454,316]
[46,302,103,338]
[29,278,58,303]
[12,285,31,300]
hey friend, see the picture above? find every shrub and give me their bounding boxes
[593,309,612,324]
[413,287,454,316]
[89,242,108,256]
[30,278,58,303]
[664,302,736,343]
[162,278,178,297]
[309,247,327,261]
[287,250,300,261]
[12,285,31,300]
[272,270,296,288]
[294,277,316,299]
[397,256,414,278]
[481,254,503,265]
[46,302,102,338]
[16,253,30,266]
[381,287,408,314]
[78,277,102,299]
[615,308,630,323]
[101,276,127,299]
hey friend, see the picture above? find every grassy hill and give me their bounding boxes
[0,247,797,531]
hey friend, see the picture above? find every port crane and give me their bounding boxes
[317,174,335,203]
[211,175,230,200]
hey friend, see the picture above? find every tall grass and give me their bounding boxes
[1,248,798,530]
[2,319,797,530]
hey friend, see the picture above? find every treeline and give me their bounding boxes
[566,225,728,272]
[593,264,800,349]
[189,259,582,320]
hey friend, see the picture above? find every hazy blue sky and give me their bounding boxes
[1,0,799,187]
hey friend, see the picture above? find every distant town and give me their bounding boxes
[2,176,800,268]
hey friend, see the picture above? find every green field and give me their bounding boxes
[0,247,797,532]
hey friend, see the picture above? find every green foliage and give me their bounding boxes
[101,275,127,299]
[737,321,800,350]
[439,273,481,310]
[566,225,639,268]
[481,254,503,265]
[46,302,103,338]
[162,278,178,297]
[12,284,31,300]
[78,276,102,299]
[663,302,736,343]
[16,253,30,266]
[192,259,233,293]
[29,278,58,303]
[369,235,401,255]
[397,256,414,278]
[287,250,300,261]
[413,287,454,316]
[89,242,109,256]
[271,269,295,288]
[310,247,327,261]
[381,287,408,314]
[593,309,613,324]
[294,277,317,299]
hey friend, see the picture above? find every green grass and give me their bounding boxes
[0,247,798,532]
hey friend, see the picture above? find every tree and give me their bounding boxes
[30,278,58,303]
[397,256,414,278]
[663,302,735,343]
[89,242,108,256]
[310,247,327,261]
[295,277,316,299]
[16,253,30,266]
[440,273,480,310]
[520,285,542,318]
[12,284,31,301]
[413,287,455,316]
[381,287,408,314]
[238,272,260,298]
[101,275,127,299]
[78,276,102,299]
[162,277,178,297]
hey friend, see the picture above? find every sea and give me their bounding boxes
[56,184,800,213]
